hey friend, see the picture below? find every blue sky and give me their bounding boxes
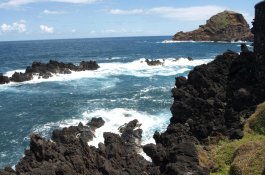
[0,0,261,41]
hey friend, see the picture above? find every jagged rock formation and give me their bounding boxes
[145,59,164,66]
[0,60,99,84]
[0,119,153,175]
[173,10,253,42]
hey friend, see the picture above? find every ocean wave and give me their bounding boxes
[237,44,253,47]
[160,40,250,44]
[83,108,170,146]
[160,40,214,44]
[31,108,170,147]
[1,57,212,85]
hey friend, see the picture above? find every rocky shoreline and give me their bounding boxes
[0,60,99,84]
[2,43,264,175]
[1,2,265,175]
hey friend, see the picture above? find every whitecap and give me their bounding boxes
[32,108,170,147]
[83,108,170,147]
[160,40,214,44]
[1,57,212,85]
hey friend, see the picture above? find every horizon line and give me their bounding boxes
[0,35,172,43]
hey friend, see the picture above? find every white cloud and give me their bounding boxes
[148,6,226,21]
[71,29,76,33]
[43,9,65,15]
[101,28,127,34]
[90,30,96,34]
[109,6,226,21]
[0,20,27,33]
[109,9,144,15]
[0,0,97,8]
[52,0,97,3]
[40,25,54,33]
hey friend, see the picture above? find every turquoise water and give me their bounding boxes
[0,36,247,168]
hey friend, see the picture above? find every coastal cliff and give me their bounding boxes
[173,10,253,42]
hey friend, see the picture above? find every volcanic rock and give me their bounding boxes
[0,74,10,84]
[0,120,152,175]
[10,72,33,82]
[0,60,100,84]
[87,117,105,130]
[173,11,253,42]
[145,59,164,66]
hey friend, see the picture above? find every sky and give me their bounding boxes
[0,0,262,41]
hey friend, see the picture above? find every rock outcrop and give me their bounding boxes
[0,119,153,175]
[170,49,261,141]
[173,11,253,42]
[145,59,164,66]
[0,74,10,84]
[0,60,99,84]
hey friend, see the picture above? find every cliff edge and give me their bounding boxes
[173,10,253,42]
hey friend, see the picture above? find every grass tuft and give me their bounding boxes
[197,102,265,175]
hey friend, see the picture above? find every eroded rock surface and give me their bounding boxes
[173,11,253,41]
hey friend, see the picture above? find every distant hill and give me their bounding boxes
[173,10,253,42]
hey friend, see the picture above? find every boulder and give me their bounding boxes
[87,117,105,130]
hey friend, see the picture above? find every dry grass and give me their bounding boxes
[197,102,265,175]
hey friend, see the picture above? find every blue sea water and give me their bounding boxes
[0,36,250,168]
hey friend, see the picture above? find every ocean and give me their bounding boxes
[0,36,250,168]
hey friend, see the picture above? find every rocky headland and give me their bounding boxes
[1,1,265,175]
[173,10,253,42]
[0,60,99,84]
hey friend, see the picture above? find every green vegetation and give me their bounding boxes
[198,102,265,175]
[248,102,265,135]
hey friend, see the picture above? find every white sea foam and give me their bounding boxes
[2,57,212,85]
[237,44,253,47]
[32,108,170,147]
[160,40,214,44]
[160,40,250,44]
[83,108,170,147]
[4,69,25,77]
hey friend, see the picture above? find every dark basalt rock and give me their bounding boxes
[119,119,142,148]
[79,61,99,71]
[52,122,95,144]
[26,60,99,78]
[169,48,265,142]
[87,117,105,130]
[10,72,33,82]
[143,123,208,175]
[1,60,100,84]
[145,59,164,66]
[0,74,10,84]
[0,119,152,175]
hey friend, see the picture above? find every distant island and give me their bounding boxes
[173,10,253,42]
